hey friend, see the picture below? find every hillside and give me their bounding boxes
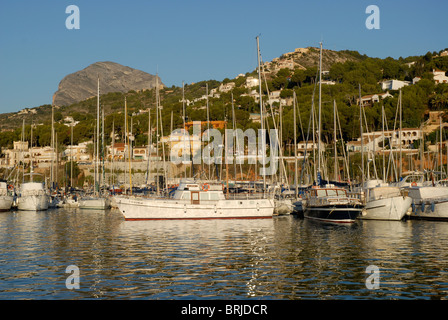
[1,47,448,152]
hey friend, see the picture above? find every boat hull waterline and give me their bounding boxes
[361,196,412,221]
[115,196,274,220]
[304,205,363,224]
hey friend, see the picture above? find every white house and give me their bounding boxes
[347,128,422,153]
[63,141,92,162]
[245,77,259,88]
[219,82,235,93]
[358,92,393,106]
[380,79,410,91]
[432,69,448,84]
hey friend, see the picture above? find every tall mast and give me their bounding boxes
[51,104,54,189]
[359,84,364,186]
[96,75,100,195]
[127,98,132,195]
[156,77,160,195]
[206,82,211,179]
[112,120,115,187]
[256,35,266,196]
[382,105,386,181]
[102,105,105,189]
[440,115,443,174]
[293,91,298,198]
[182,81,186,179]
[334,100,338,181]
[317,41,322,184]
[399,90,402,178]
[124,97,127,195]
[71,122,73,188]
[146,107,151,185]
[30,121,33,182]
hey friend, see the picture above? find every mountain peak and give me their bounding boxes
[52,61,163,107]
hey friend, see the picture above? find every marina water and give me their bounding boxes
[1,208,448,299]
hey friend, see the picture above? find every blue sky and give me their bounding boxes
[0,0,447,114]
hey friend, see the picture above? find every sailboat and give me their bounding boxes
[16,121,50,211]
[303,42,363,223]
[405,114,448,220]
[0,181,14,211]
[78,76,110,210]
[17,174,50,211]
[358,101,412,221]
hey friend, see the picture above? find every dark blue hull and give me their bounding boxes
[304,204,363,223]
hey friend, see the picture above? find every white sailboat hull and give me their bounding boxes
[17,194,50,211]
[114,196,274,220]
[408,186,448,220]
[0,195,14,211]
[78,197,110,210]
[274,198,293,215]
[361,196,412,221]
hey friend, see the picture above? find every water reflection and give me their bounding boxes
[0,209,448,299]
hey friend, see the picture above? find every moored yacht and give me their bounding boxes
[78,194,110,209]
[303,185,363,223]
[407,185,448,221]
[114,179,275,220]
[16,180,50,211]
[0,181,14,211]
[359,179,412,221]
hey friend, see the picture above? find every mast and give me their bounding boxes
[124,97,127,195]
[146,108,151,185]
[127,98,132,195]
[440,115,443,174]
[182,81,187,179]
[206,82,211,180]
[359,84,364,186]
[96,75,100,195]
[256,35,266,196]
[317,41,323,185]
[51,104,54,189]
[70,122,73,188]
[293,91,298,198]
[382,105,386,181]
[334,100,338,181]
[156,77,160,195]
[102,105,105,190]
[159,91,168,191]
[30,121,33,182]
[399,89,402,178]
[112,120,115,187]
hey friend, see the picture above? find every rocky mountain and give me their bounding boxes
[52,61,164,107]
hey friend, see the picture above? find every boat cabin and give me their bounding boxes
[309,186,348,198]
[173,180,226,204]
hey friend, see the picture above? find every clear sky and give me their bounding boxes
[0,0,447,114]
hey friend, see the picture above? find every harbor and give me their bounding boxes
[1,1,448,304]
[1,207,448,299]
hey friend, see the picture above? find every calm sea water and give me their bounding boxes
[1,208,448,300]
